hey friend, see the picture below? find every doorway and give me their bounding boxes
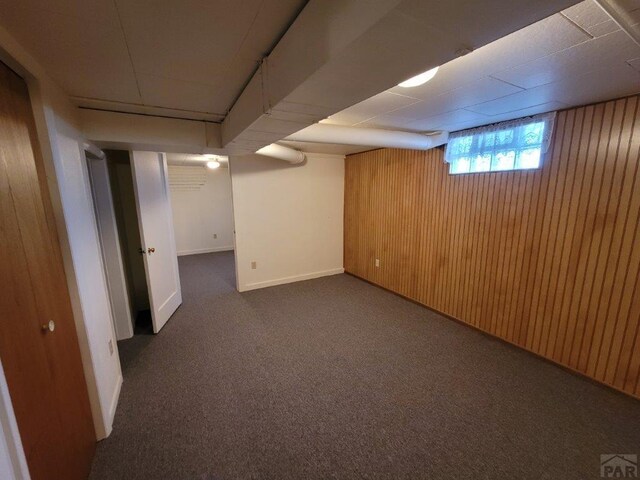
[0,61,95,479]
[165,154,236,291]
[85,149,182,341]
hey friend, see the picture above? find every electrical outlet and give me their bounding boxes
[213,233,217,239]
[108,339,114,355]
[375,258,380,267]
[251,261,257,269]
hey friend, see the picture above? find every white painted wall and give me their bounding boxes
[169,166,234,256]
[38,105,122,440]
[230,153,344,291]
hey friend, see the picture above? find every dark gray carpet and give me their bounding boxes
[90,251,640,480]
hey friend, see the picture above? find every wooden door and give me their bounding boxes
[0,62,95,478]
[130,151,182,333]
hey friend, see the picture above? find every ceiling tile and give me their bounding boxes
[115,0,305,113]
[116,0,261,84]
[0,1,140,103]
[562,1,612,31]
[377,76,522,124]
[0,0,122,31]
[436,102,567,133]
[469,60,640,116]
[406,109,492,131]
[587,19,620,37]
[137,74,227,114]
[387,13,591,99]
[629,58,640,72]
[324,92,421,126]
[551,62,640,106]
[492,30,640,90]
[465,87,561,116]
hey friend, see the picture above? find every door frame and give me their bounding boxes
[85,147,135,340]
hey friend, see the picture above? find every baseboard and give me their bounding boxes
[177,246,234,256]
[241,267,344,292]
[101,373,122,440]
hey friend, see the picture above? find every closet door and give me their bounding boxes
[0,61,95,479]
[130,151,182,333]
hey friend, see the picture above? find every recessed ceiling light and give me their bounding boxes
[206,161,220,169]
[398,66,439,88]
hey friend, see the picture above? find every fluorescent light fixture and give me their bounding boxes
[203,154,217,159]
[206,160,220,169]
[398,66,439,88]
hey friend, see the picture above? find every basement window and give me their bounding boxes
[444,113,555,175]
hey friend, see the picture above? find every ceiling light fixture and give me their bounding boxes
[203,154,217,159]
[206,160,220,169]
[398,66,439,88]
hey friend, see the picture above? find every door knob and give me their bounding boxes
[147,247,156,254]
[41,320,55,333]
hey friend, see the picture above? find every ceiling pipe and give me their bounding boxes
[256,143,306,164]
[594,0,640,47]
[285,124,449,150]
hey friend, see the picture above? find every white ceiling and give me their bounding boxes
[318,0,640,138]
[0,0,306,121]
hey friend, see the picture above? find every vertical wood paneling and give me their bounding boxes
[344,96,640,399]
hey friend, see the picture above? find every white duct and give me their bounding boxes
[256,143,306,164]
[285,123,449,150]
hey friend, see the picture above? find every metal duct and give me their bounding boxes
[256,144,306,164]
[285,123,449,150]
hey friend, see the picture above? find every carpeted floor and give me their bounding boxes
[90,251,640,480]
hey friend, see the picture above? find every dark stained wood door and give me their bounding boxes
[0,62,95,479]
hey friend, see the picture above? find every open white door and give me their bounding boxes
[130,151,182,333]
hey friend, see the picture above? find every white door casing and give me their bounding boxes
[86,152,134,340]
[130,151,182,333]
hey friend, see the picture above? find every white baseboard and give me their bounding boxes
[102,373,122,440]
[177,246,234,256]
[240,267,344,292]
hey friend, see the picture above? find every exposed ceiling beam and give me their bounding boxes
[222,0,580,154]
[79,108,223,154]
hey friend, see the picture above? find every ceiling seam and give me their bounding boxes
[72,96,226,117]
[559,12,596,39]
[112,0,144,102]
[78,106,222,124]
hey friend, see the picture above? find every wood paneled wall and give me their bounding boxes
[344,95,640,398]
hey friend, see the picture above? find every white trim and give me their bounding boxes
[240,268,344,292]
[103,374,122,439]
[177,246,234,256]
[0,360,30,480]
